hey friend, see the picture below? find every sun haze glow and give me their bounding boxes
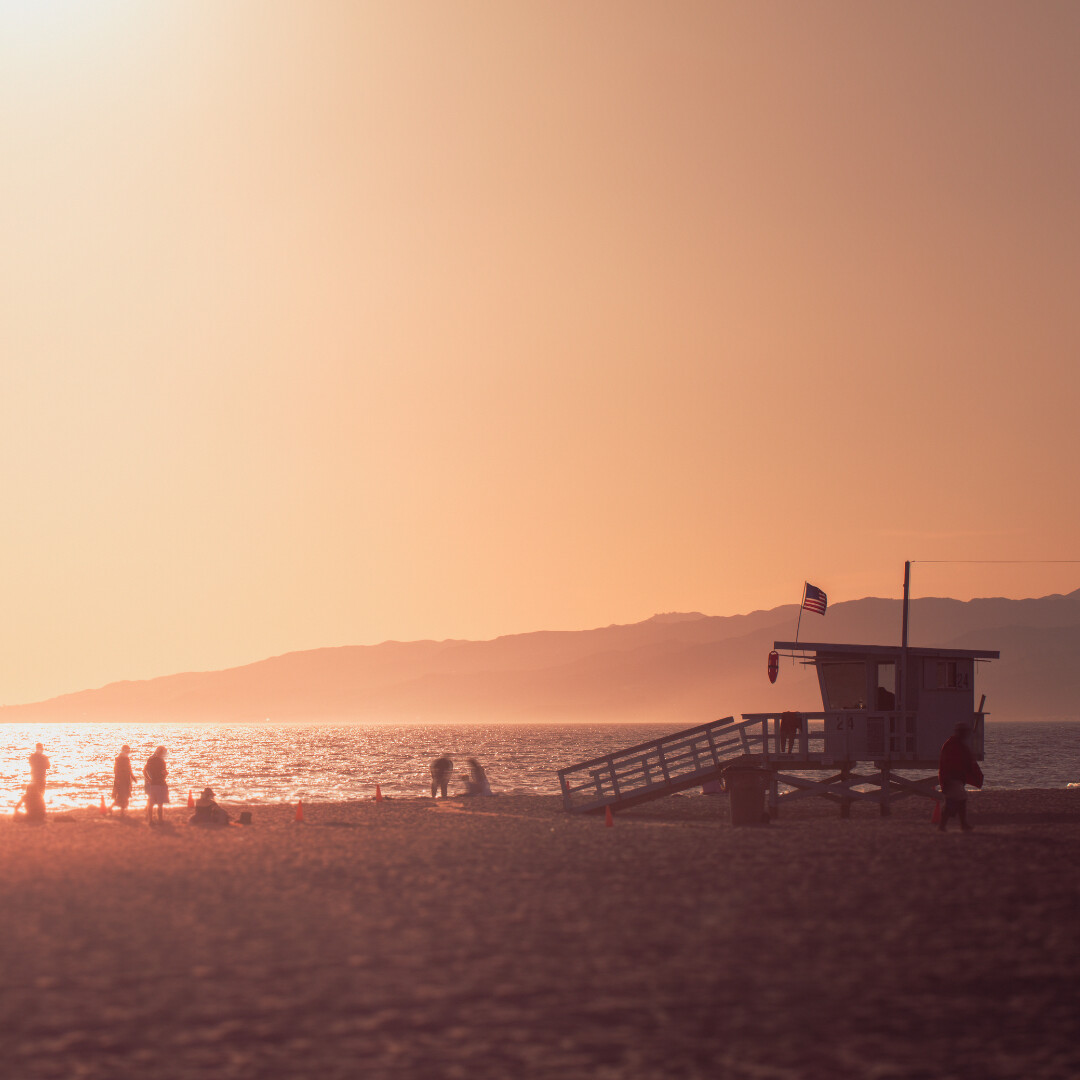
[2,1,1078,704]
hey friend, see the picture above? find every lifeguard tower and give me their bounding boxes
[739,638,998,817]
[557,574,999,817]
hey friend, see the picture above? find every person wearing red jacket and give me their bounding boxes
[937,722,983,832]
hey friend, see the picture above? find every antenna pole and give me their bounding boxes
[900,561,910,716]
[901,561,910,647]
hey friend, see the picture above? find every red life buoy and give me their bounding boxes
[767,650,779,684]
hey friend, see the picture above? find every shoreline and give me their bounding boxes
[20,779,1080,819]
[2,788,1078,1078]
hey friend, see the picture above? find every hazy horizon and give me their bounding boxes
[6,584,1071,700]
[2,580,1078,708]
[4,588,1076,719]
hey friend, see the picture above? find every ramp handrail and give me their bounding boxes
[557,716,767,813]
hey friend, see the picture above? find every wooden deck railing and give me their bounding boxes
[742,711,925,761]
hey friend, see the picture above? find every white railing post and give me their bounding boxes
[608,756,621,799]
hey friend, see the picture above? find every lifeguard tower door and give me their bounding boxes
[915,656,977,760]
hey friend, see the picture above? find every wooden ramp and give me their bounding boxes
[557,717,764,814]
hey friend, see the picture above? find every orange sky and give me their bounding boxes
[2,2,1079,705]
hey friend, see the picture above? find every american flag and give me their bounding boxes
[802,583,827,615]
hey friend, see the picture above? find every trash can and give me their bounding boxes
[723,766,769,826]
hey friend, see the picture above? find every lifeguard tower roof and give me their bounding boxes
[774,641,1000,660]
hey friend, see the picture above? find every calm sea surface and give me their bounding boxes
[2,720,1078,811]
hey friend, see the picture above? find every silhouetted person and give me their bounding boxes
[14,784,46,823]
[29,743,49,788]
[779,712,803,754]
[464,757,492,796]
[938,722,983,832]
[190,787,230,826]
[144,746,169,825]
[111,744,134,815]
[430,755,453,798]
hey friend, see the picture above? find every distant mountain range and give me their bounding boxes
[3,591,1078,723]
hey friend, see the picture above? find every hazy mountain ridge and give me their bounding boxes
[3,591,1078,723]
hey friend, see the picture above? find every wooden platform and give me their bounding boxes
[557,712,960,817]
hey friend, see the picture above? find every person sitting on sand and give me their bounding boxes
[14,784,46,823]
[937,722,983,832]
[111,744,135,816]
[29,743,50,789]
[430,755,453,798]
[464,757,492,796]
[190,787,230,826]
[144,746,170,825]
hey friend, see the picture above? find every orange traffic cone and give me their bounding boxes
[187,790,195,808]
[605,806,614,828]
[99,794,108,816]
[295,799,304,823]
[375,784,383,803]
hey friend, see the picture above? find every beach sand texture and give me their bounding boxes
[2,788,1078,1079]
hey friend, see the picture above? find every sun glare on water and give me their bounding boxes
[2,722,591,810]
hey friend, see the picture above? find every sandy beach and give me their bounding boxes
[2,788,1078,1079]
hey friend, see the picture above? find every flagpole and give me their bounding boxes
[794,583,805,646]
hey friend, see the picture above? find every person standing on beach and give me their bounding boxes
[937,722,983,832]
[29,743,49,789]
[111,745,135,815]
[144,746,170,825]
[430,755,453,798]
[779,712,803,754]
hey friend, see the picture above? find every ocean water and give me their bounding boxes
[1,720,1078,812]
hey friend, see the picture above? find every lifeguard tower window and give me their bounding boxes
[875,662,896,710]
[820,662,867,710]
[925,659,968,690]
